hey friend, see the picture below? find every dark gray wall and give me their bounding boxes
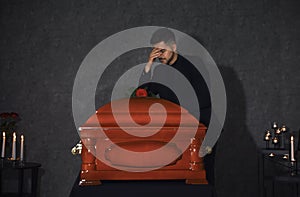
[0,0,299,196]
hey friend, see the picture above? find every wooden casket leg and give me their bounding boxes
[79,138,102,186]
[186,138,208,185]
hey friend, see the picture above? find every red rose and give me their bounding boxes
[136,88,148,97]
[10,112,19,119]
[0,113,10,119]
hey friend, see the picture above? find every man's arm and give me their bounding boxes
[139,68,152,86]
[138,48,162,86]
[144,48,162,73]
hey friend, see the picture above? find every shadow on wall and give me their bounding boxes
[215,66,259,197]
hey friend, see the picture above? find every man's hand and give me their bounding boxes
[144,48,162,73]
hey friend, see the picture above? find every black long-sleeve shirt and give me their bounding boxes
[139,55,211,126]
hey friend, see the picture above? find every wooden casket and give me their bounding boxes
[79,97,207,185]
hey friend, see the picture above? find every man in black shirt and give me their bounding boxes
[138,28,215,185]
[139,28,211,127]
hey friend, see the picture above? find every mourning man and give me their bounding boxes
[138,28,215,185]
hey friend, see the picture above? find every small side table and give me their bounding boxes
[259,149,300,197]
[0,159,41,197]
[272,175,300,197]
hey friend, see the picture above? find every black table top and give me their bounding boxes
[0,158,41,170]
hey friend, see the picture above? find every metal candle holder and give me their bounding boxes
[272,136,280,149]
[264,130,272,149]
[271,122,288,149]
[263,122,298,176]
[280,124,289,149]
[265,121,289,149]
[271,122,280,149]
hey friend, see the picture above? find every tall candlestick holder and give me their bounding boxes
[271,121,283,149]
[275,128,282,148]
[264,130,272,149]
[290,161,297,176]
[280,124,289,149]
[271,121,280,149]
[1,132,25,164]
[272,136,280,149]
[266,121,289,149]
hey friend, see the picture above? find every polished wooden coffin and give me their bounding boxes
[79,97,207,185]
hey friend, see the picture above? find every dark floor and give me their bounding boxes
[70,176,214,197]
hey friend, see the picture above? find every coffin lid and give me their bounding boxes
[80,97,204,129]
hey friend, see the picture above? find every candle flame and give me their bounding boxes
[2,132,5,137]
[21,135,24,141]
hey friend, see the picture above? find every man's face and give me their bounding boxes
[153,41,176,65]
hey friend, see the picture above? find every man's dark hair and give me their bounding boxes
[150,28,176,45]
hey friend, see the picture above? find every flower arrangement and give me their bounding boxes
[130,87,157,98]
[0,112,21,137]
[135,88,148,97]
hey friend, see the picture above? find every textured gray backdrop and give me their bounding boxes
[0,0,299,197]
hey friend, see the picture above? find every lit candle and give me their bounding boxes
[20,135,24,161]
[281,125,287,132]
[264,130,271,141]
[291,135,296,162]
[12,132,16,160]
[272,136,279,144]
[272,122,278,130]
[275,128,281,135]
[1,132,5,158]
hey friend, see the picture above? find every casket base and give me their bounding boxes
[185,179,208,184]
[79,179,102,186]
[80,169,207,186]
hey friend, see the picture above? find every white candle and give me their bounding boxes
[272,122,278,129]
[291,135,296,162]
[12,132,16,160]
[1,132,5,158]
[20,135,24,161]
